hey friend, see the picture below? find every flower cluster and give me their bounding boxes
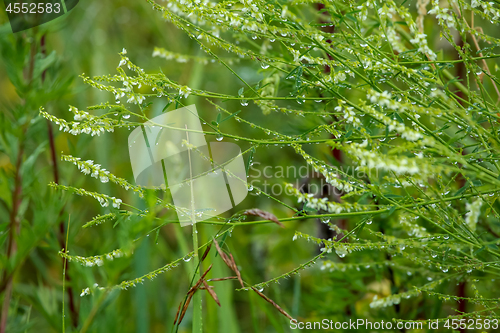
[370,290,419,308]
[471,0,500,21]
[409,33,437,60]
[346,141,421,175]
[79,283,106,297]
[292,231,325,245]
[385,26,406,53]
[70,106,90,121]
[83,212,117,228]
[291,143,363,193]
[126,94,146,105]
[240,0,264,22]
[178,85,192,99]
[334,100,362,127]
[367,90,397,109]
[59,248,124,268]
[80,288,91,297]
[399,212,429,237]
[152,46,240,65]
[320,260,395,273]
[355,0,376,21]
[116,260,181,291]
[428,1,456,29]
[377,4,397,20]
[40,107,117,137]
[82,69,149,106]
[364,91,424,142]
[329,70,347,84]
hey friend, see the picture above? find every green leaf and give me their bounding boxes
[215,233,229,258]
[285,65,301,80]
[434,124,450,133]
[394,113,404,123]
[355,216,372,238]
[472,180,482,187]
[384,194,404,199]
[487,244,499,251]
[357,192,371,203]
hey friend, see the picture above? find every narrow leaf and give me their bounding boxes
[221,110,241,123]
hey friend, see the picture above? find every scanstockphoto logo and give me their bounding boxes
[4,0,79,33]
[128,105,248,226]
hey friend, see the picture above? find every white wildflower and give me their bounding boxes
[112,197,123,209]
